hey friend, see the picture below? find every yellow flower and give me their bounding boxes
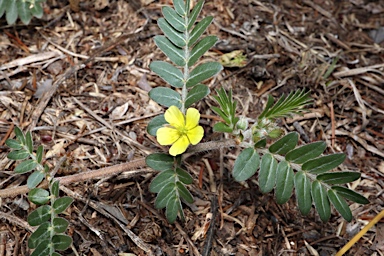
[157,106,204,156]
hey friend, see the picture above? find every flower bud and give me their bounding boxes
[236,117,248,130]
[268,128,284,139]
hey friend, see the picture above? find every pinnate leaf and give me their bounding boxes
[149,87,182,108]
[269,132,298,155]
[285,141,326,164]
[150,61,184,88]
[232,148,260,181]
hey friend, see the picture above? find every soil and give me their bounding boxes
[0,0,383,255]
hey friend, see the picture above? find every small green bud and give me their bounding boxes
[236,117,248,130]
[268,128,284,139]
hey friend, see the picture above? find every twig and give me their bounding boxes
[202,195,218,256]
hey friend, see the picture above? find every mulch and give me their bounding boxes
[0,0,383,255]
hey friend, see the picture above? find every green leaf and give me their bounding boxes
[5,0,17,25]
[149,87,182,108]
[259,153,277,193]
[176,168,193,184]
[154,35,185,66]
[155,183,176,209]
[51,180,60,198]
[30,1,43,18]
[186,62,223,87]
[166,194,181,223]
[53,217,69,233]
[294,171,312,215]
[162,6,185,32]
[176,181,194,203]
[28,205,51,226]
[52,253,62,256]
[185,84,210,108]
[275,161,294,204]
[328,189,352,222]
[147,114,167,136]
[158,18,186,48]
[28,188,50,205]
[173,0,186,16]
[0,0,7,17]
[268,132,298,155]
[28,222,50,249]
[7,149,29,160]
[31,240,52,256]
[317,172,361,185]
[188,36,217,67]
[25,131,32,153]
[52,234,72,251]
[331,186,369,204]
[150,61,184,88]
[188,16,213,46]
[14,159,37,174]
[213,122,233,133]
[150,170,176,193]
[146,153,174,171]
[311,180,331,222]
[211,106,230,124]
[27,171,45,189]
[232,148,260,181]
[187,0,204,29]
[36,145,44,163]
[14,126,25,144]
[5,139,21,149]
[302,153,346,175]
[53,196,73,214]
[258,89,312,120]
[17,0,32,24]
[285,141,326,164]
[254,138,267,148]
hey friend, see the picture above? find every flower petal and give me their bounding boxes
[185,108,200,130]
[164,106,185,129]
[157,127,180,145]
[169,135,189,156]
[187,126,204,145]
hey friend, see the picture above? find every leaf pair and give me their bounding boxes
[146,153,194,223]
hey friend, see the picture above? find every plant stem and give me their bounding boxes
[181,9,190,114]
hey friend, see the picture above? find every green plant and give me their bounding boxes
[0,0,45,25]
[6,127,72,256]
[146,0,369,224]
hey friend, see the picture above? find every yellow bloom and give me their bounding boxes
[157,106,204,156]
